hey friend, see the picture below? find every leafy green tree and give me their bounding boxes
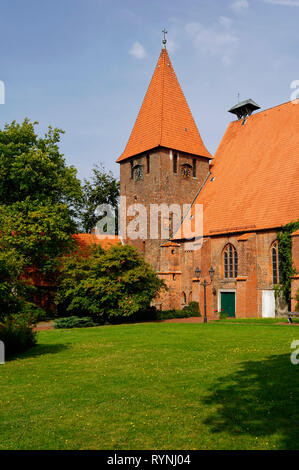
[0,249,42,322]
[0,249,26,320]
[0,119,83,316]
[0,119,82,211]
[0,201,75,277]
[56,244,165,321]
[80,164,119,233]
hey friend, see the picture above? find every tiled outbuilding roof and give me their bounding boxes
[72,234,121,250]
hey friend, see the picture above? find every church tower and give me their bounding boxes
[117,36,212,272]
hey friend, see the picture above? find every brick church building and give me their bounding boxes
[117,41,299,320]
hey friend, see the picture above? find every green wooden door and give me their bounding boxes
[221,292,236,318]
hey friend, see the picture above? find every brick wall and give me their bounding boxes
[119,148,286,318]
[119,147,210,272]
[156,229,279,319]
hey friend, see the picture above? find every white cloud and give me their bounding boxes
[218,16,233,29]
[186,20,239,66]
[129,42,146,59]
[230,0,250,13]
[165,37,179,54]
[263,0,299,5]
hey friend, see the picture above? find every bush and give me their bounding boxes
[0,315,37,357]
[186,301,201,317]
[98,305,195,324]
[219,311,229,320]
[54,316,95,329]
[156,309,193,320]
[56,244,166,322]
[296,289,299,311]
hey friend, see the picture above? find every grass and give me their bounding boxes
[0,320,299,450]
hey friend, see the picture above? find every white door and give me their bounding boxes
[262,290,275,318]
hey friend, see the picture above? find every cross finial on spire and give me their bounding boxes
[162,28,167,49]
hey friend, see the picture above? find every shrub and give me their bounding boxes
[296,289,299,311]
[219,311,229,320]
[54,316,95,329]
[185,301,201,317]
[156,309,193,320]
[277,219,299,308]
[0,314,37,357]
[56,244,166,322]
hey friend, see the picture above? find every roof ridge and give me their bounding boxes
[160,49,166,145]
[232,99,294,122]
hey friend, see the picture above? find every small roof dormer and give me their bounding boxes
[228,99,261,121]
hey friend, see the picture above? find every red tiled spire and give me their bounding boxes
[117,48,211,162]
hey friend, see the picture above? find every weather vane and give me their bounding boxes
[162,28,167,49]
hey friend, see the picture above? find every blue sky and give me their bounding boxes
[1,0,299,181]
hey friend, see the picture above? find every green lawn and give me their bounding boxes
[0,321,299,450]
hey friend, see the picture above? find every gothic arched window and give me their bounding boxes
[146,154,150,174]
[193,159,197,177]
[173,153,178,173]
[271,240,280,285]
[223,244,238,279]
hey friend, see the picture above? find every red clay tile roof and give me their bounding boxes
[72,234,121,250]
[117,48,211,162]
[176,101,299,238]
[292,229,299,237]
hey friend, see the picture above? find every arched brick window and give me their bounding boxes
[223,244,238,279]
[173,153,178,173]
[133,164,144,181]
[271,240,280,285]
[182,292,187,304]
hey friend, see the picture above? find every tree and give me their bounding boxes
[56,244,165,321]
[0,119,82,212]
[0,249,26,320]
[0,200,76,277]
[0,119,83,315]
[79,164,119,233]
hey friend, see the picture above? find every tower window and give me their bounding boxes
[223,244,238,279]
[133,164,144,182]
[146,154,150,174]
[193,159,197,177]
[173,153,177,173]
[271,241,280,285]
[130,160,134,179]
